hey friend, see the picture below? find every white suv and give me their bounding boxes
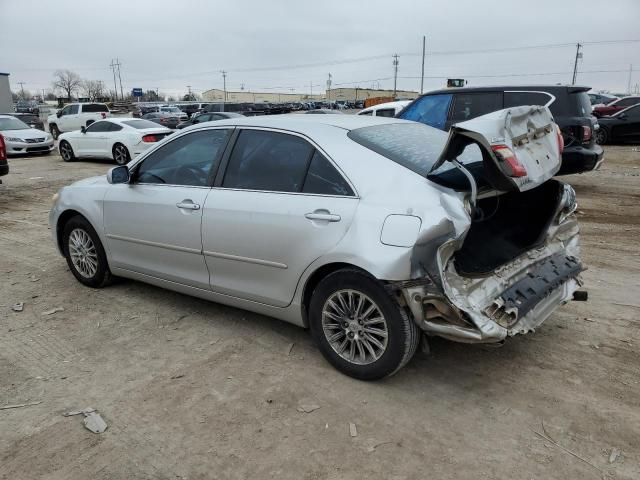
[48,103,111,139]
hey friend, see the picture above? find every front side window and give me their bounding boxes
[68,105,80,114]
[617,97,640,107]
[358,110,373,116]
[135,129,231,187]
[85,121,111,133]
[621,105,640,120]
[398,94,453,130]
[222,130,313,192]
[450,93,503,123]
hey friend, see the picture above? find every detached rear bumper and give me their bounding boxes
[558,144,604,175]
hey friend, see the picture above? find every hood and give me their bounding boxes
[70,175,108,187]
[0,127,50,140]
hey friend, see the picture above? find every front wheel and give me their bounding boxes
[309,269,419,380]
[59,140,75,162]
[62,215,112,288]
[113,143,130,165]
[595,127,608,145]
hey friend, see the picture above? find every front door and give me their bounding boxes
[614,105,640,142]
[103,128,232,289]
[58,104,80,132]
[76,120,111,156]
[202,129,358,307]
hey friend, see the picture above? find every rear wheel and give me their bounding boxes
[59,140,75,162]
[62,215,112,288]
[595,127,608,145]
[113,143,130,165]
[309,269,419,380]
[50,124,60,140]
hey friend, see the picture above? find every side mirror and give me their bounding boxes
[56,111,62,118]
[80,126,86,134]
[192,119,199,124]
[107,166,130,184]
[618,113,627,120]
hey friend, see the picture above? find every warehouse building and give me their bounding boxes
[202,88,324,103]
[328,87,419,102]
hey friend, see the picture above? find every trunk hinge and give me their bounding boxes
[450,158,478,211]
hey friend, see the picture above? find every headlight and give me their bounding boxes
[4,137,22,142]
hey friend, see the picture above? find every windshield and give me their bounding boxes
[122,119,163,129]
[0,117,30,130]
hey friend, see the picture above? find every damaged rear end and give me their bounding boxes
[399,106,585,343]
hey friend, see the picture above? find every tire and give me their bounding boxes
[59,140,75,162]
[595,127,608,145]
[113,143,130,165]
[62,215,112,288]
[309,269,419,380]
[50,124,60,140]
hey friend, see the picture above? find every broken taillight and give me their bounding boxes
[582,126,592,142]
[142,135,158,143]
[491,145,527,178]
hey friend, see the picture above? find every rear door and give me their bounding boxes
[202,128,358,307]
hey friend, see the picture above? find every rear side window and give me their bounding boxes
[81,103,109,113]
[223,130,314,192]
[504,92,553,108]
[109,123,123,132]
[398,94,452,130]
[85,121,111,133]
[375,108,395,118]
[450,93,502,123]
[302,151,353,196]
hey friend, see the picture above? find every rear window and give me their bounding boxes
[81,103,109,113]
[347,123,448,176]
[122,120,160,129]
[572,92,593,116]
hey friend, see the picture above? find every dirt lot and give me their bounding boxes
[1,146,639,480]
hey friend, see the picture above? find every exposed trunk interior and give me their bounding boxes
[454,180,563,276]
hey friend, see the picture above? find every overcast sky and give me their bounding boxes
[1,0,639,98]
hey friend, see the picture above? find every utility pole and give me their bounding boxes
[327,73,332,105]
[109,59,119,100]
[115,58,124,101]
[17,82,26,99]
[571,43,582,85]
[393,54,399,98]
[627,64,633,95]
[310,80,313,98]
[187,85,192,99]
[221,70,227,108]
[420,36,426,94]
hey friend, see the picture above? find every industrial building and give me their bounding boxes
[202,86,420,103]
[0,73,12,112]
[202,89,324,103]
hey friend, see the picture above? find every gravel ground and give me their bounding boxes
[0,146,639,480]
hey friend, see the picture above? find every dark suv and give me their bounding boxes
[398,85,603,175]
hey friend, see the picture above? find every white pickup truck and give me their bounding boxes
[47,103,111,139]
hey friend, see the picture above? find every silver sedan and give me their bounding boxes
[50,110,584,379]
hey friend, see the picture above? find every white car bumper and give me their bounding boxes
[6,138,55,155]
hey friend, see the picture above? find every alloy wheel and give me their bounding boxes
[322,289,389,365]
[114,145,129,165]
[68,228,98,278]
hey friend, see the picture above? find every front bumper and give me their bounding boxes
[558,143,604,175]
[6,139,55,155]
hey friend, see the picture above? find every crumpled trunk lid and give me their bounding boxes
[429,105,562,194]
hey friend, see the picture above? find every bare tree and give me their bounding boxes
[52,70,82,100]
[81,80,105,101]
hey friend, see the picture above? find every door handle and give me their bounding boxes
[305,211,341,222]
[176,200,200,210]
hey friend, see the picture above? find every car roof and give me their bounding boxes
[189,113,407,133]
[419,85,592,96]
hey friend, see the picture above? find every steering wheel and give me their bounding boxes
[174,165,206,186]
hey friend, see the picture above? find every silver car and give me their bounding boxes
[50,109,584,379]
[0,114,54,155]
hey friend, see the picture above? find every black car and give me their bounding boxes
[398,85,603,175]
[595,104,640,144]
[141,112,180,129]
[176,111,244,129]
[1,113,44,131]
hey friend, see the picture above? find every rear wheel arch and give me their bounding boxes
[301,262,375,327]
